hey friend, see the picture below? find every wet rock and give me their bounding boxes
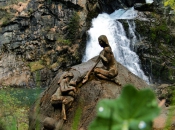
[96,0,147,14]
[134,3,154,11]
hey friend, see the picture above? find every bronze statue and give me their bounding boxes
[51,72,77,120]
[83,35,119,84]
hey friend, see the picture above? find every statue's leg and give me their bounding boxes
[96,73,109,79]
[94,68,110,78]
[94,67,119,83]
[62,96,74,105]
[51,88,63,103]
[62,96,74,120]
[109,69,121,85]
[62,104,66,120]
[108,68,118,77]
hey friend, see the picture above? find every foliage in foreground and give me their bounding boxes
[89,85,160,130]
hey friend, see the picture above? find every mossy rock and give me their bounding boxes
[29,60,45,72]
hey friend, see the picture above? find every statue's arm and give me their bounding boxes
[100,49,108,63]
[82,56,101,83]
[60,80,65,92]
[60,80,76,92]
[61,87,76,92]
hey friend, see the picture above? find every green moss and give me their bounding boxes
[168,69,175,81]
[57,36,71,45]
[1,12,14,26]
[33,100,42,130]
[28,8,34,15]
[135,11,175,83]
[151,33,156,41]
[149,19,171,47]
[172,59,175,66]
[29,60,45,72]
[42,56,51,66]
[36,71,41,88]
[57,57,64,63]
[72,100,83,130]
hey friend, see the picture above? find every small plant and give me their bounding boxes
[28,8,34,15]
[89,85,160,130]
[57,36,71,45]
[1,12,13,26]
[67,12,80,42]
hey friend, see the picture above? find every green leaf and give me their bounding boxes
[89,84,160,130]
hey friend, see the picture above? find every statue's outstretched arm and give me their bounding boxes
[82,56,101,84]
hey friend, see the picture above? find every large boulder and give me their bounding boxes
[29,57,149,130]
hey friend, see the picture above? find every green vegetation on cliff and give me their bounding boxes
[135,9,175,83]
[164,0,175,10]
[29,60,45,72]
[0,0,26,6]
[56,36,71,45]
[67,12,80,43]
[1,12,14,26]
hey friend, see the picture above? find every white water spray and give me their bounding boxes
[146,0,153,4]
[82,8,149,83]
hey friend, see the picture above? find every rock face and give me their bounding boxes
[0,0,169,88]
[133,10,175,84]
[29,57,148,130]
[0,0,88,87]
[0,54,34,88]
[0,0,161,88]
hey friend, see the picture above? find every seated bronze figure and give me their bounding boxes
[83,35,119,84]
[94,35,118,79]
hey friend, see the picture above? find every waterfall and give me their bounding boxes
[82,7,149,83]
[146,0,153,4]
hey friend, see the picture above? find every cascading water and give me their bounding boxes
[146,0,153,4]
[82,7,149,83]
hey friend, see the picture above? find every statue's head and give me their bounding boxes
[98,35,109,47]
